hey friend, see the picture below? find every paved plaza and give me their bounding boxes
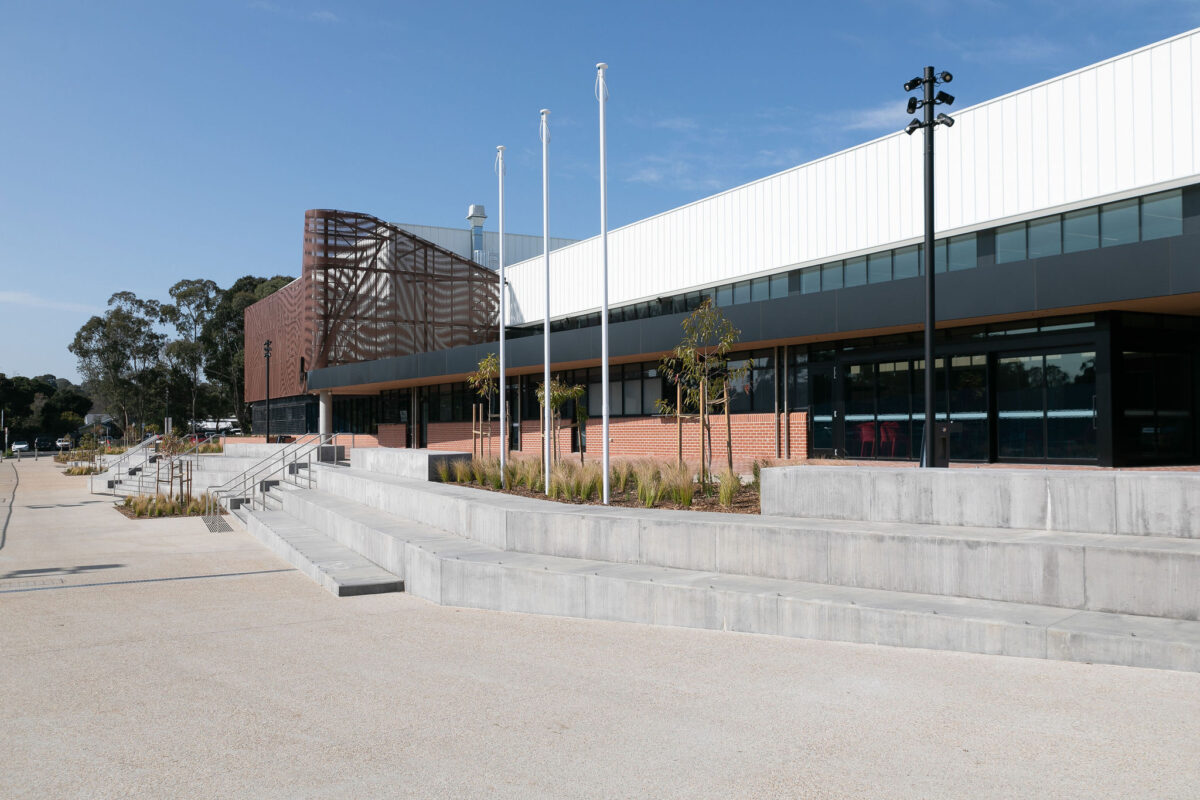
[2,457,1199,799]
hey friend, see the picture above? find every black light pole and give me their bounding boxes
[904,67,955,467]
[263,340,272,442]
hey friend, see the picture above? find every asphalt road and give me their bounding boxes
[2,457,1198,799]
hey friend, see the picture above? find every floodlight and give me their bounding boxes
[904,77,922,92]
[936,113,955,127]
[935,90,954,105]
[907,97,919,114]
[905,118,922,135]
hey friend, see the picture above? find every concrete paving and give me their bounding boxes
[3,457,1200,798]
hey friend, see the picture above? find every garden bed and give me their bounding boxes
[116,493,224,519]
[438,456,761,514]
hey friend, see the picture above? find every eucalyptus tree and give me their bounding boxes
[656,298,746,488]
[161,278,221,428]
[200,275,292,432]
[70,292,165,441]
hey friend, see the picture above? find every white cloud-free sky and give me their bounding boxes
[0,1,1194,381]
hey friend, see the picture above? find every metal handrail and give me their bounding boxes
[95,435,161,494]
[153,434,223,498]
[205,433,339,517]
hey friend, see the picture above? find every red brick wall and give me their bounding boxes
[394,413,810,468]
[580,413,806,470]
[378,424,407,448]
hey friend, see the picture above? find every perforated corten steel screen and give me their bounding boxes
[245,209,499,403]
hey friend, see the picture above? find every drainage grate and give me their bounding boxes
[202,515,233,533]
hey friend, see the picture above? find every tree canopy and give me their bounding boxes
[64,275,292,439]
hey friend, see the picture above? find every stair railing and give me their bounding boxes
[153,433,223,498]
[94,435,161,495]
[205,433,341,517]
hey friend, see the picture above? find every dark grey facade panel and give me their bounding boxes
[308,234,1200,392]
[1036,239,1173,307]
[1170,237,1200,294]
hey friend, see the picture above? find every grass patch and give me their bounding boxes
[717,468,740,507]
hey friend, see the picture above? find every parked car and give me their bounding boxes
[34,436,54,451]
[11,441,29,453]
[56,437,73,450]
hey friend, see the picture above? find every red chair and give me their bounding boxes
[857,421,876,457]
[879,421,900,457]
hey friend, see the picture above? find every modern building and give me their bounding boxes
[247,28,1200,467]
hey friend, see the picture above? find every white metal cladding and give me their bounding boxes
[505,29,1200,325]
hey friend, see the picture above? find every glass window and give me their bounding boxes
[623,364,642,415]
[949,354,988,461]
[1141,189,1182,241]
[868,252,892,284]
[801,267,821,294]
[588,373,603,419]
[822,261,843,290]
[1063,208,1099,253]
[787,349,809,410]
[769,273,788,299]
[1027,216,1062,259]
[844,257,867,287]
[845,363,876,457]
[875,361,911,459]
[995,223,1027,264]
[1046,352,1096,459]
[751,352,775,413]
[751,277,770,302]
[934,241,947,273]
[788,270,803,296]
[892,246,919,280]
[948,234,976,271]
[997,355,1043,459]
[715,284,733,307]
[727,357,752,413]
[1101,199,1139,247]
[643,366,663,414]
[732,281,751,304]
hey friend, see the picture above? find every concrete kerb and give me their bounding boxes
[307,464,1200,620]
[761,465,1200,538]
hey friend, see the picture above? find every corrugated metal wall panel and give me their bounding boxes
[505,30,1200,322]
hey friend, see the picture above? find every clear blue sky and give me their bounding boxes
[0,1,1194,382]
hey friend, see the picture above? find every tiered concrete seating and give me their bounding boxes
[239,453,1200,672]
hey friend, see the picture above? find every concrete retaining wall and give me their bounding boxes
[311,467,1200,620]
[760,466,1200,538]
[350,448,470,481]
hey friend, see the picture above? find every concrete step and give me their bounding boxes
[242,509,402,597]
[762,465,1200,538]
[262,481,305,511]
[265,486,1200,671]
[308,465,1200,622]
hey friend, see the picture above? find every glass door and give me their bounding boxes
[997,350,1096,461]
[809,363,839,457]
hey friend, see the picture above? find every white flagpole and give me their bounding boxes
[596,63,611,504]
[495,145,507,485]
[540,109,551,495]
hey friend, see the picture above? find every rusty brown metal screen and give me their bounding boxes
[304,209,499,370]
